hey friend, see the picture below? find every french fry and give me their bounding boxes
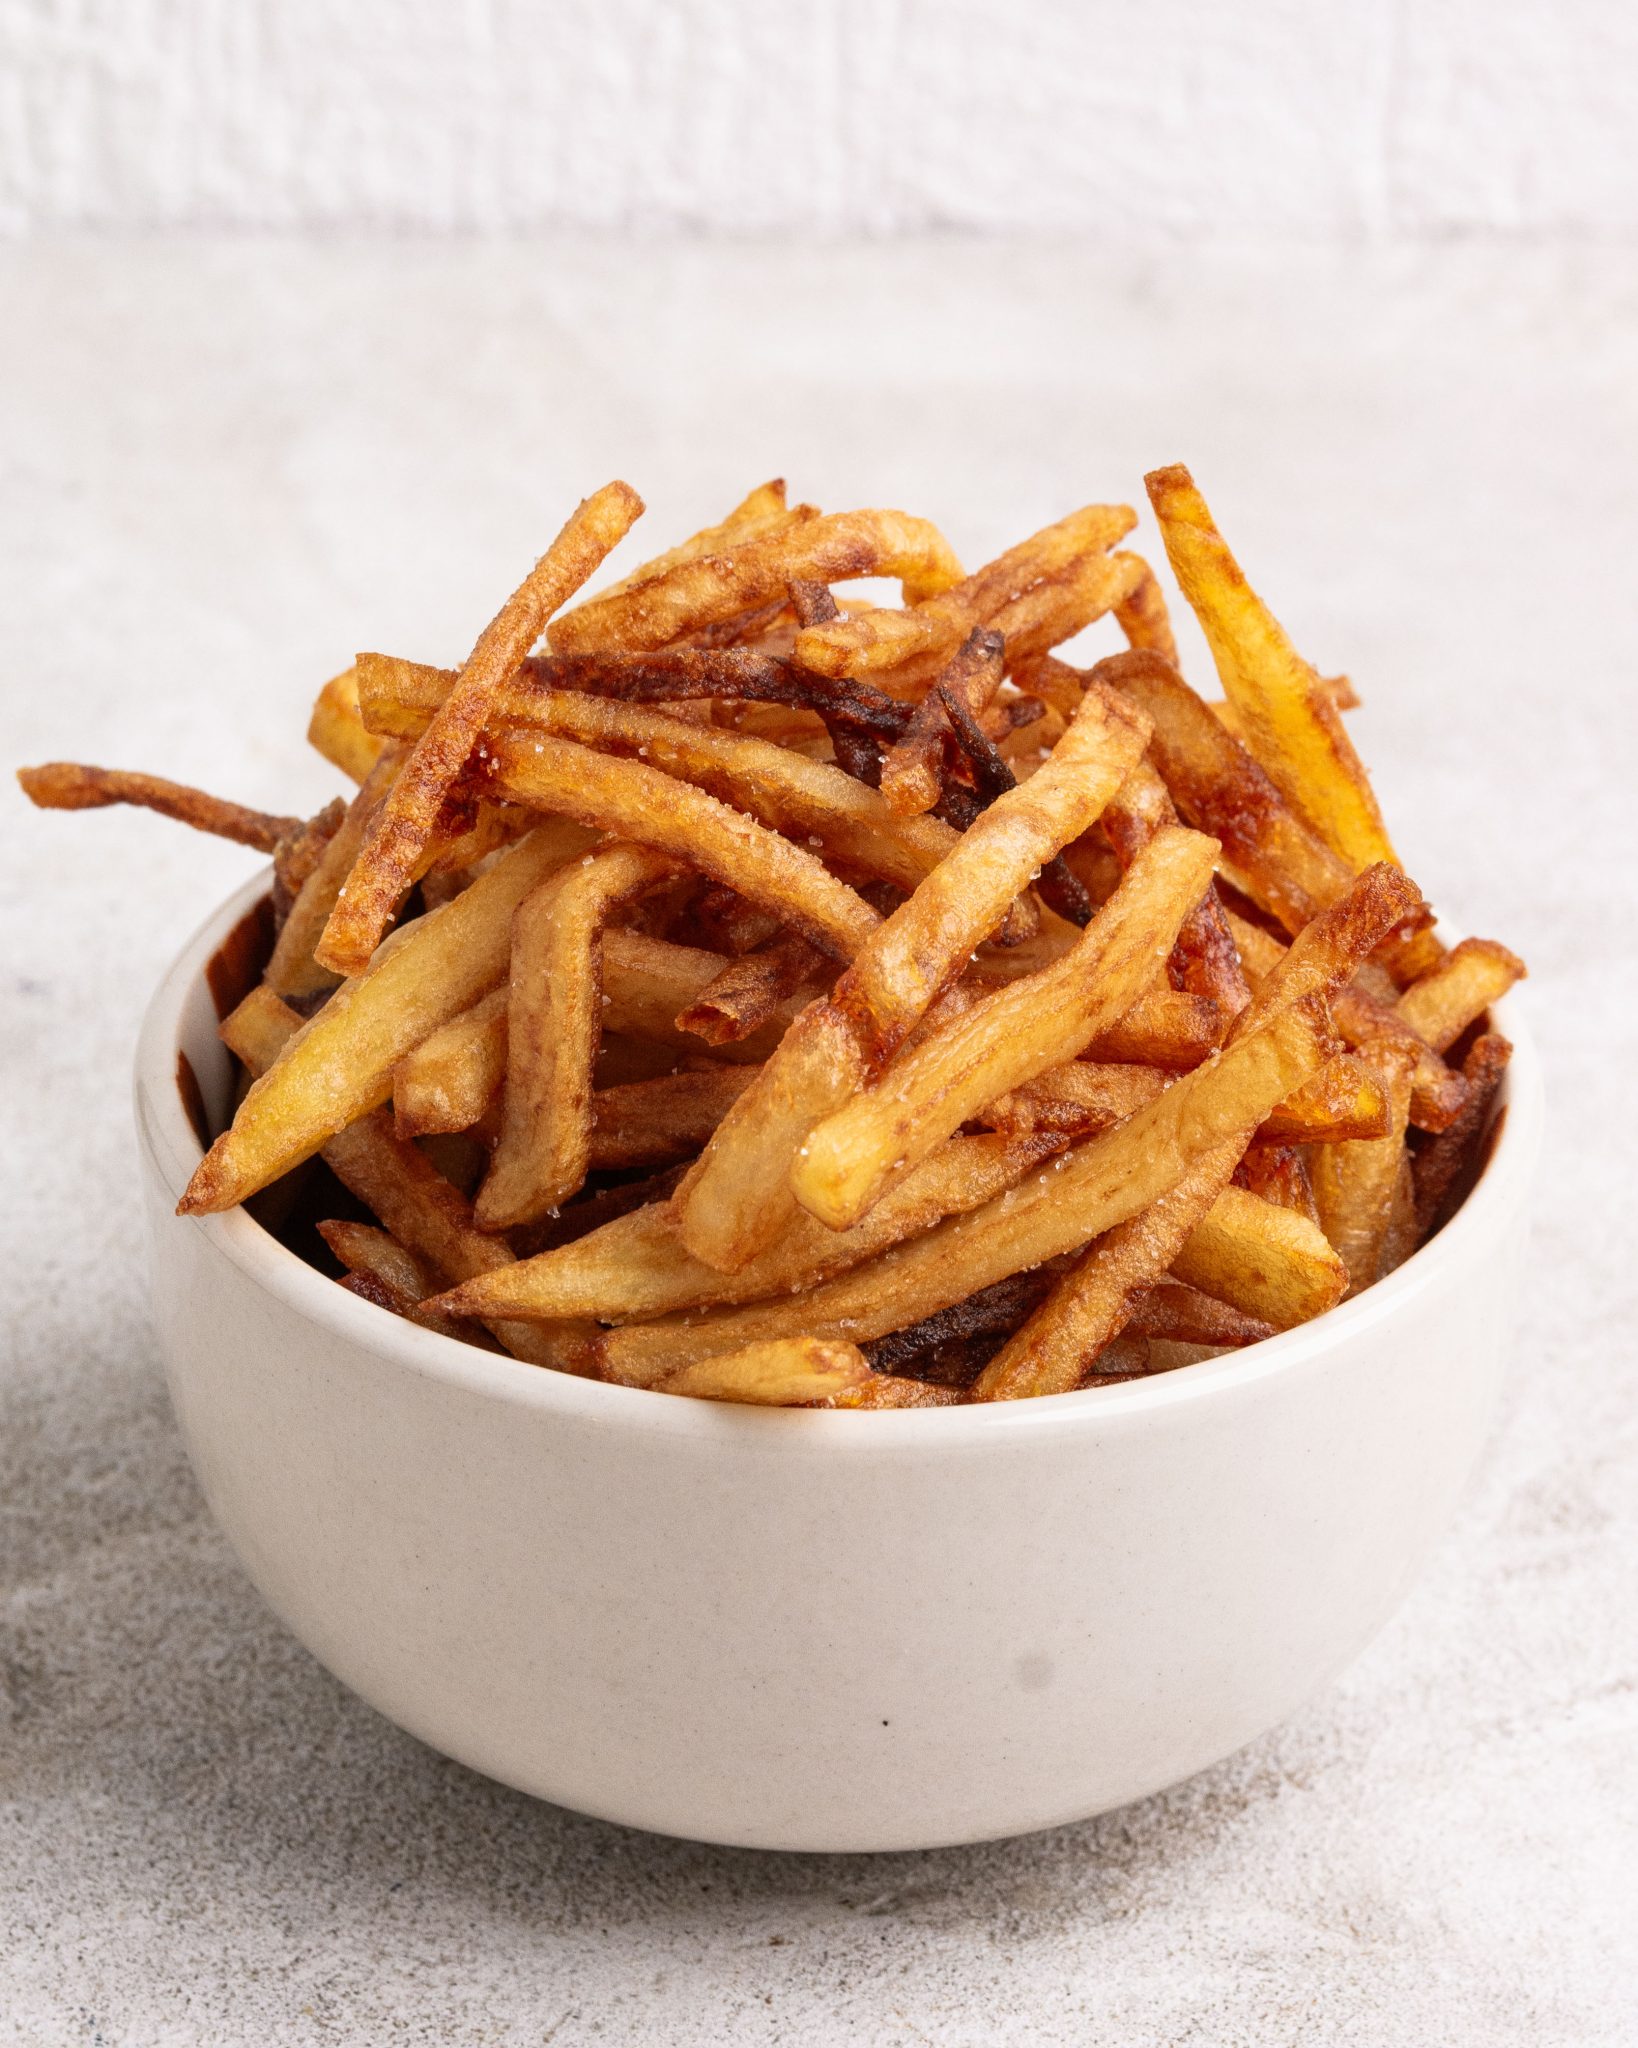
[219,987,590,1371]
[1393,938,1526,1052]
[594,479,796,601]
[307,668,386,784]
[879,628,1005,818]
[655,1335,875,1406]
[792,504,1135,678]
[433,1131,1062,1326]
[180,820,597,1213]
[17,762,303,852]
[272,798,347,908]
[1261,1053,1390,1144]
[479,844,680,1229]
[1095,648,1358,934]
[1170,1184,1346,1328]
[791,826,1219,1230]
[482,730,880,960]
[981,1060,1168,1138]
[1231,863,1428,1037]
[972,1139,1246,1401]
[1232,1138,1321,1223]
[671,683,1154,1272]
[1146,463,1399,873]
[318,1219,491,1345]
[674,928,830,1045]
[1130,1281,1275,1349]
[1312,1034,1420,1293]
[549,509,964,656]
[1112,553,1179,665]
[318,480,644,975]
[604,1001,1328,1381]
[585,1066,755,1171]
[265,743,405,1000]
[1412,1032,1512,1237]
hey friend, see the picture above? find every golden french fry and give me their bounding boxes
[1261,1053,1390,1144]
[1111,553,1179,665]
[479,844,680,1229]
[219,986,591,1371]
[656,1336,875,1405]
[1393,938,1525,1052]
[1146,463,1399,873]
[180,821,597,1213]
[433,1131,1062,1326]
[17,762,303,852]
[483,730,880,960]
[674,929,830,1045]
[1231,1138,1319,1222]
[791,826,1219,1231]
[1231,863,1428,1037]
[318,1219,491,1345]
[981,1060,1168,1138]
[585,1066,755,1170]
[973,1139,1246,1401]
[605,1001,1327,1381]
[266,743,405,1000]
[1312,1034,1420,1292]
[550,508,964,656]
[792,504,1135,677]
[1170,1185,1346,1328]
[307,668,386,784]
[594,479,797,601]
[319,481,644,975]
[1129,1281,1275,1349]
[879,628,1004,818]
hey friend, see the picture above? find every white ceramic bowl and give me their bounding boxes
[134,872,1541,1852]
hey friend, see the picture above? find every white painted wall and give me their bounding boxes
[3,0,1636,237]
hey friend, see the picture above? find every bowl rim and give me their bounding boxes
[135,868,1543,1446]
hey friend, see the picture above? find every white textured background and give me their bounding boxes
[4,0,1638,237]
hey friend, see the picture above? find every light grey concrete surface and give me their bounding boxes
[2,238,1635,2046]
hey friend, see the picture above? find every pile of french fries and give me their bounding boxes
[21,468,1525,1408]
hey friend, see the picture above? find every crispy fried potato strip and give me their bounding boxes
[478,844,680,1229]
[1170,1185,1346,1328]
[791,825,1219,1231]
[318,481,644,974]
[1412,1033,1512,1236]
[1392,938,1525,1053]
[18,762,303,852]
[1312,1033,1420,1293]
[308,668,386,784]
[266,742,405,1000]
[550,509,963,656]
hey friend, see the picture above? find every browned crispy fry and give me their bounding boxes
[1312,1033,1420,1293]
[791,826,1219,1230]
[308,668,387,784]
[220,986,590,1371]
[479,844,680,1229]
[1094,648,1360,934]
[550,509,963,656]
[272,799,347,911]
[1171,1184,1346,1327]
[1393,938,1526,1053]
[973,1139,1246,1400]
[1231,863,1428,1037]
[1130,1281,1275,1348]
[985,550,1146,669]
[318,1219,492,1345]
[266,743,406,1000]
[1232,1138,1320,1223]
[585,1065,755,1170]
[981,1060,1169,1138]
[1100,757,1249,1019]
[181,820,597,1214]
[318,481,644,975]
[1412,1032,1512,1237]
[879,628,1004,818]
[1111,553,1179,665]
[17,762,303,852]
[483,730,880,960]
[1261,1053,1391,1143]
[1147,463,1399,874]
[674,928,830,1045]
[605,1001,1328,1380]
[793,504,1135,678]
